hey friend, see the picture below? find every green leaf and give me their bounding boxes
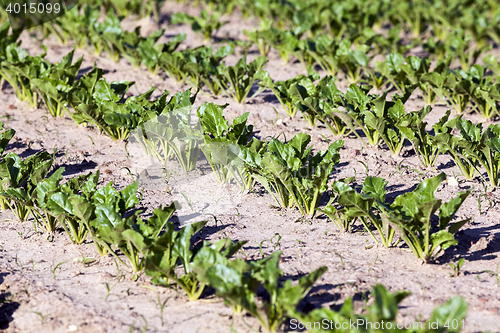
[362,176,387,201]
[428,297,467,333]
[369,284,409,321]
[439,190,470,230]
[197,103,229,137]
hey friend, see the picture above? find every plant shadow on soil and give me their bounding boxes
[16,148,46,159]
[58,160,99,176]
[435,223,500,265]
[436,159,457,171]
[0,272,19,330]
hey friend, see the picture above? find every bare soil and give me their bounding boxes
[1,3,500,333]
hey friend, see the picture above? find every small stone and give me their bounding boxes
[67,324,77,331]
[104,169,113,175]
[351,149,361,158]
[470,237,489,252]
[447,177,459,187]
[275,118,283,126]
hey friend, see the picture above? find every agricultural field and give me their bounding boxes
[1,0,500,332]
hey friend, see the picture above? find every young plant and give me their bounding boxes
[464,64,500,119]
[331,84,379,146]
[46,194,89,245]
[68,66,136,140]
[304,36,369,82]
[362,87,429,156]
[448,258,465,277]
[243,19,275,57]
[420,70,471,114]
[316,177,356,232]
[454,119,500,187]
[0,152,53,223]
[324,176,397,247]
[215,55,268,103]
[112,203,178,273]
[289,75,349,135]
[197,103,254,190]
[400,55,435,104]
[397,118,438,168]
[172,10,228,41]
[145,220,246,301]
[117,28,185,74]
[375,53,409,94]
[33,167,92,234]
[131,89,201,173]
[193,250,327,333]
[86,181,145,269]
[182,45,233,95]
[334,84,420,153]
[380,173,470,263]
[0,45,47,107]
[0,122,15,210]
[258,69,319,118]
[434,113,478,180]
[31,49,83,117]
[244,133,343,216]
[443,29,491,71]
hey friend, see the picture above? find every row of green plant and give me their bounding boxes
[261,74,500,183]
[34,5,256,80]
[259,53,500,120]
[35,5,500,107]
[80,0,165,20]
[23,1,500,117]
[0,121,469,332]
[12,3,500,120]
[191,106,474,263]
[261,70,500,183]
[189,0,500,48]
[196,107,479,263]
[0,27,270,129]
[0,0,162,28]
[168,2,500,119]
[321,173,470,263]
[37,5,185,74]
[243,22,491,73]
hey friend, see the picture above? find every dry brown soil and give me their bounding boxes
[0,3,499,333]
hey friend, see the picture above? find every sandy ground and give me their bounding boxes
[1,2,500,333]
